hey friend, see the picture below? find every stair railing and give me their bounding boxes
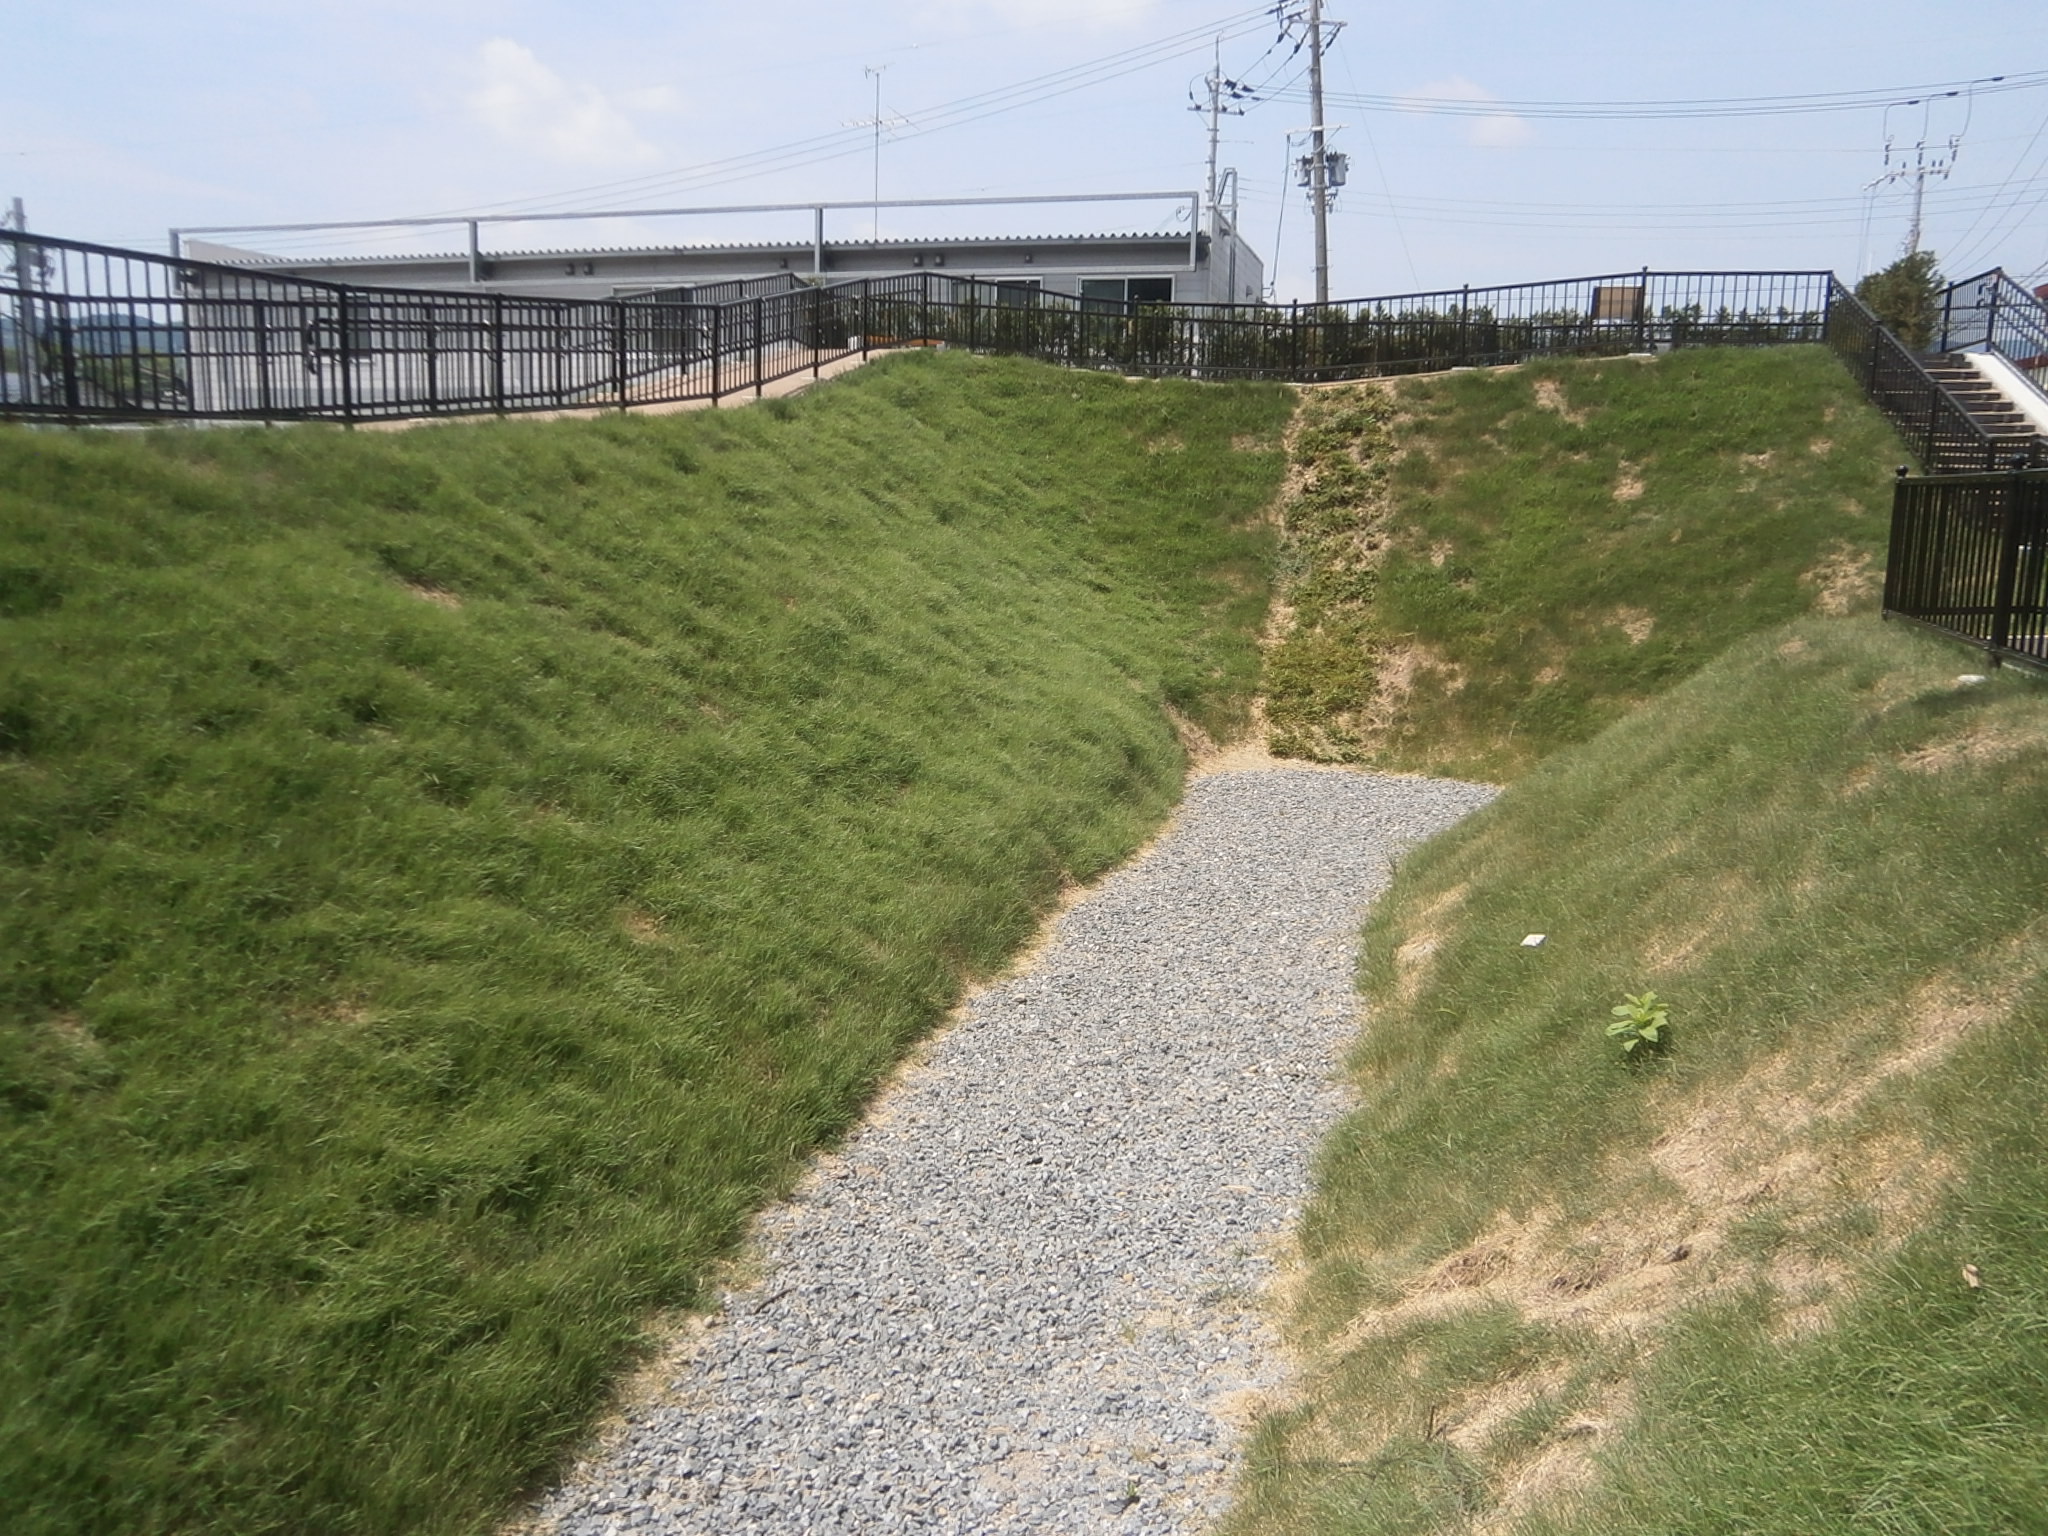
[1937,269,2048,403]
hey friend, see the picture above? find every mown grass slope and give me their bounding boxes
[1265,347,1901,780]
[1232,618,2048,1535]
[0,352,1293,1536]
[1236,345,2048,1533]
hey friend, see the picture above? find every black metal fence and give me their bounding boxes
[3,231,1845,425]
[1937,269,2048,400]
[1824,277,2048,474]
[1887,468,2048,668]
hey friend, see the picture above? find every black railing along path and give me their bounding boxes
[3,232,1838,425]
[1887,467,2048,670]
[14,230,2048,669]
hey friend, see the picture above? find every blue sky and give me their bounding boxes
[8,0,2048,299]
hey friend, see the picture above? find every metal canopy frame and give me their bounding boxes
[171,192,1205,282]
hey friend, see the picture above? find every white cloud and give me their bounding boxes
[1401,75,1533,149]
[465,39,661,166]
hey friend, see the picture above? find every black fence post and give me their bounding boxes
[337,291,356,427]
[754,296,764,398]
[710,303,722,402]
[491,294,506,416]
[860,282,870,361]
[811,284,822,379]
[254,298,273,418]
[56,296,80,415]
[615,302,629,411]
[1991,471,2026,657]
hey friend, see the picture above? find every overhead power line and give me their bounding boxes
[449,7,1280,219]
[1266,69,2048,121]
[239,5,1282,255]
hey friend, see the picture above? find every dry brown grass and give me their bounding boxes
[1261,907,2041,1534]
[404,580,463,609]
[1533,379,1591,427]
[1801,541,1880,615]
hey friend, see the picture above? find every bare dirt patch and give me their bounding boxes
[1533,379,1590,426]
[1899,717,2048,775]
[1609,607,1655,645]
[1808,438,1834,457]
[619,909,669,945]
[1392,882,1470,1005]
[405,581,463,609]
[1801,542,1879,615]
[1612,462,1645,502]
[1284,923,2021,1530]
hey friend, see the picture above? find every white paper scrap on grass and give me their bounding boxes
[1521,934,1546,948]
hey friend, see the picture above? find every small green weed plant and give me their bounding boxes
[1607,989,1670,1054]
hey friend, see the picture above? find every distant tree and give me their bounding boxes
[1854,250,1944,352]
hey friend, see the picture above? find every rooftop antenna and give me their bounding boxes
[853,66,909,241]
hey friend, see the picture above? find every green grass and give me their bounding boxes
[1232,618,2048,1535]
[0,352,1294,1536]
[1239,341,2048,1533]
[1265,347,1902,779]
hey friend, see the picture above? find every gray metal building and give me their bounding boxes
[177,195,1266,309]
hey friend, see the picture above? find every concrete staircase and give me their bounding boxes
[1923,352,2048,462]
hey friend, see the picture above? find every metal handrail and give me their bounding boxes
[1825,277,2048,474]
[0,229,1986,437]
[1936,268,2048,402]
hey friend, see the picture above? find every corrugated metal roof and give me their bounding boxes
[223,232,1192,267]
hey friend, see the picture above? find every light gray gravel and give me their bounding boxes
[525,767,1494,1536]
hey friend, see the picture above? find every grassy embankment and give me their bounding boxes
[1231,350,2048,1532]
[1265,346,1901,779]
[0,353,1293,1536]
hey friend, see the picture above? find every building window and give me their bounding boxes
[1080,276,1175,313]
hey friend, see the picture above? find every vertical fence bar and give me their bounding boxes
[710,304,722,402]
[336,291,355,427]
[490,294,506,415]
[753,296,764,398]
[253,297,272,418]
[1992,472,2025,656]
[615,302,628,410]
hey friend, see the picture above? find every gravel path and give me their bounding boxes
[525,767,1494,1536]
